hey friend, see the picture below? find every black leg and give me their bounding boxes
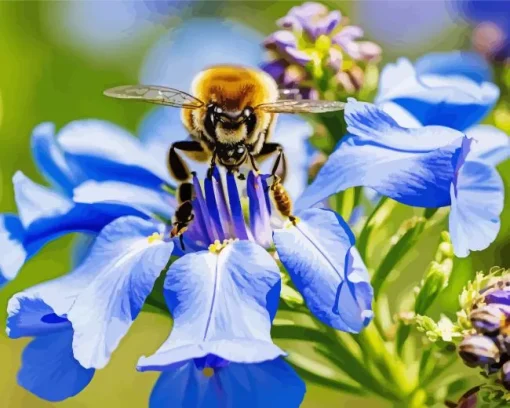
[257,143,287,183]
[177,182,194,203]
[168,141,206,181]
[207,152,217,179]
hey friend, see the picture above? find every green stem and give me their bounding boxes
[357,197,396,264]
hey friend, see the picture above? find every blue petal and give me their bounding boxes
[137,240,283,371]
[226,172,249,240]
[247,172,272,248]
[149,358,305,408]
[64,216,174,369]
[57,120,172,189]
[414,51,493,84]
[14,171,73,228]
[141,18,263,89]
[18,330,95,402]
[273,208,373,332]
[466,125,510,167]
[12,173,140,268]
[0,215,27,285]
[73,180,176,219]
[295,101,469,211]
[376,56,499,130]
[449,160,504,257]
[31,122,82,194]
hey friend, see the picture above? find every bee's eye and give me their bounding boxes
[237,146,245,154]
[243,107,253,117]
[215,106,223,114]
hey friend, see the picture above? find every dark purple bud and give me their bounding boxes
[261,60,287,82]
[459,335,500,367]
[470,304,510,333]
[485,289,510,306]
[502,361,510,390]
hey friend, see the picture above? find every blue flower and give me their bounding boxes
[137,239,306,407]
[7,216,173,400]
[375,51,500,131]
[296,100,504,258]
[5,111,373,404]
[375,51,510,167]
[0,120,177,286]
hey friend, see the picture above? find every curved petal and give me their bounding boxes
[376,57,499,130]
[12,172,141,264]
[149,358,305,408]
[73,180,176,219]
[414,51,493,84]
[138,240,283,371]
[65,216,174,369]
[141,18,264,89]
[449,160,504,258]
[0,215,27,285]
[466,125,510,167]
[57,120,171,189]
[295,102,469,211]
[31,122,82,194]
[18,331,95,402]
[14,171,73,228]
[273,208,373,332]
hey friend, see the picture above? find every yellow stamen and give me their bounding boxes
[147,232,163,244]
[208,238,237,254]
[315,34,332,53]
[202,367,214,378]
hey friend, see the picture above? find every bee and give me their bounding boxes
[104,65,344,180]
[270,175,296,224]
[104,65,344,243]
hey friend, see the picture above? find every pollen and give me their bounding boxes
[202,367,214,378]
[208,238,237,253]
[147,232,163,244]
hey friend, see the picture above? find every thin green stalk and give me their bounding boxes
[355,323,416,398]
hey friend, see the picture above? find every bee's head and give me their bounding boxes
[205,104,256,141]
[215,142,248,168]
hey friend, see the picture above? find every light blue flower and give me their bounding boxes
[0,120,177,286]
[376,51,510,167]
[7,216,173,400]
[296,100,504,258]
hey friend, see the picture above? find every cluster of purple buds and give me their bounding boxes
[459,278,510,390]
[262,2,382,96]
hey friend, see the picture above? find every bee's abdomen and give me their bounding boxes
[271,182,293,218]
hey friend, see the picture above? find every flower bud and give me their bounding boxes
[459,335,500,367]
[470,304,510,334]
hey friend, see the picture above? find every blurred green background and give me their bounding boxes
[0,1,508,406]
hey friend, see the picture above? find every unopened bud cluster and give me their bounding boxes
[459,275,510,391]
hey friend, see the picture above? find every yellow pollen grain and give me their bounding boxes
[202,367,214,378]
[147,232,163,244]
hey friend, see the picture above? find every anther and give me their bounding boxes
[202,367,214,378]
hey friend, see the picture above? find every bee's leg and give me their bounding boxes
[248,153,260,173]
[168,141,206,181]
[177,182,194,203]
[207,152,217,179]
[257,143,287,183]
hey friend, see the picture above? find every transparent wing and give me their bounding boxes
[256,99,345,113]
[103,85,204,109]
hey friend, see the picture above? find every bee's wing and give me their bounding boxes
[103,85,204,109]
[256,99,345,113]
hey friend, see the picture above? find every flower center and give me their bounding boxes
[202,367,215,378]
